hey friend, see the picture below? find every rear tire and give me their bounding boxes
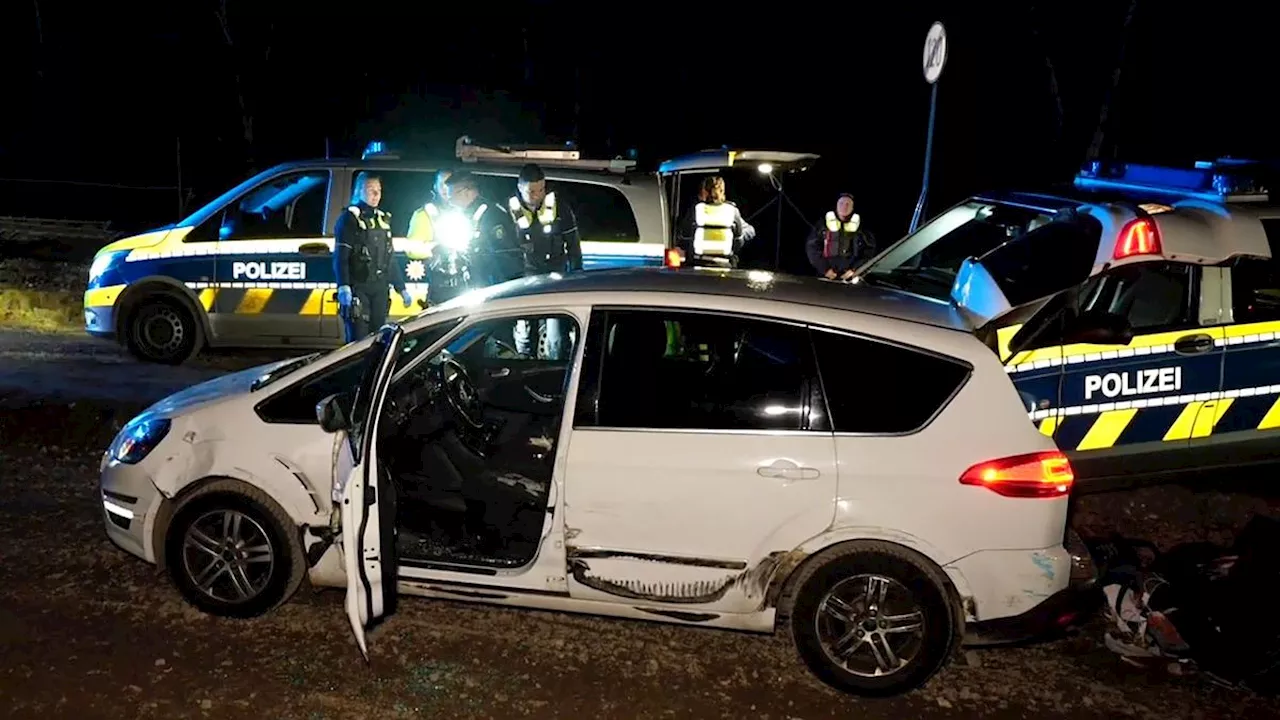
[164,481,307,619]
[787,541,959,697]
[124,295,203,365]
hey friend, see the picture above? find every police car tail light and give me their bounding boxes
[958,451,1073,498]
[664,248,686,268]
[1113,217,1161,260]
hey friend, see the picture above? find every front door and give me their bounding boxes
[562,308,838,614]
[212,169,334,341]
[332,324,404,656]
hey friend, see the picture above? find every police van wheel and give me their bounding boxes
[125,296,203,365]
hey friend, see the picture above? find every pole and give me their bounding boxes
[909,82,939,233]
[774,174,784,270]
[175,136,183,221]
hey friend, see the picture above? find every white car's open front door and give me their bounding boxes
[330,324,403,659]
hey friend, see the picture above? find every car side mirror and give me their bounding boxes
[1062,311,1134,346]
[316,392,351,433]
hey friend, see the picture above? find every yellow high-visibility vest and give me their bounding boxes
[824,211,861,233]
[693,202,736,255]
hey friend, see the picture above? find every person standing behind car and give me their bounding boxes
[806,192,875,281]
[507,163,582,359]
[333,172,411,342]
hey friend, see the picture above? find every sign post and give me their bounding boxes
[909,21,948,233]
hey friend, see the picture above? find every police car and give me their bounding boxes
[854,158,1280,488]
[97,267,1092,697]
[83,137,668,364]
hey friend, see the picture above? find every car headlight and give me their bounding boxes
[437,211,472,252]
[89,250,124,283]
[109,417,171,464]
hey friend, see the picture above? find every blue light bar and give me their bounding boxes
[1075,159,1270,203]
[362,140,395,159]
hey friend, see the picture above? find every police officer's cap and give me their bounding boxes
[443,170,478,192]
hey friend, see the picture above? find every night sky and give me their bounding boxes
[6,1,1276,254]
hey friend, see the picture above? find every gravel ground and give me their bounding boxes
[2,328,1279,719]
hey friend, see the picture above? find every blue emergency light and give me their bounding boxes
[362,140,400,160]
[1075,158,1271,203]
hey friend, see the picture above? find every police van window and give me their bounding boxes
[217,170,330,241]
[588,310,816,431]
[1230,218,1280,323]
[810,329,970,434]
[552,181,641,243]
[862,201,1054,299]
[1078,262,1197,332]
[360,170,436,237]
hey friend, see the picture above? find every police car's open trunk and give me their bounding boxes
[949,212,1109,361]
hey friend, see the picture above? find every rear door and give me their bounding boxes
[333,324,403,657]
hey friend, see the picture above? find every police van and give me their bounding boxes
[83,137,668,364]
[854,159,1280,487]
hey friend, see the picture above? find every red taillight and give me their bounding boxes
[958,451,1074,498]
[1113,217,1161,260]
[664,248,686,268]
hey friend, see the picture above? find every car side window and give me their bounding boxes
[1077,262,1198,334]
[551,181,640,243]
[1231,219,1280,323]
[255,319,459,424]
[810,329,971,434]
[218,171,331,241]
[580,309,819,431]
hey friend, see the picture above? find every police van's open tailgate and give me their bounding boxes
[950,204,1272,337]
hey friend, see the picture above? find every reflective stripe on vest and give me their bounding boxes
[348,205,392,231]
[824,211,860,233]
[693,202,736,255]
[508,192,558,234]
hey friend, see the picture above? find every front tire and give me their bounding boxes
[124,295,203,365]
[788,542,959,697]
[164,481,307,619]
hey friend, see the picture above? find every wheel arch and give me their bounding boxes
[114,276,213,342]
[152,473,317,570]
[767,530,972,636]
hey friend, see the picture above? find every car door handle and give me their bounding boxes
[756,460,820,480]
[488,367,510,378]
[298,242,329,255]
[1173,333,1215,355]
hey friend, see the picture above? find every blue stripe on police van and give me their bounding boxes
[1029,382,1280,421]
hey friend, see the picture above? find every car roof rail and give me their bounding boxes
[454,136,637,174]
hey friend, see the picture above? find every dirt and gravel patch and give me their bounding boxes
[0,257,92,332]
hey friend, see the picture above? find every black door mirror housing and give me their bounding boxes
[316,392,351,433]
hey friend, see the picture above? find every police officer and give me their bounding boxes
[406,168,453,251]
[805,193,875,281]
[443,170,521,286]
[334,172,411,342]
[682,175,755,265]
[507,163,582,358]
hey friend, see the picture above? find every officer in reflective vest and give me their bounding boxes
[334,172,412,341]
[684,176,755,264]
[805,192,875,280]
[406,169,453,256]
[507,163,582,359]
[443,170,520,287]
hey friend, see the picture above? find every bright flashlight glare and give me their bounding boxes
[758,163,774,175]
[437,211,472,251]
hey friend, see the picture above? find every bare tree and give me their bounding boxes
[213,0,255,157]
[1086,0,1140,162]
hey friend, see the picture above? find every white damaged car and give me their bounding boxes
[98,267,1094,697]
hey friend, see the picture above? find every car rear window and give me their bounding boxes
[975,214,1103,308]
[811,328,971,434]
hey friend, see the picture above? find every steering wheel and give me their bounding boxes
[489,338,522,359]
[440,357,484,429]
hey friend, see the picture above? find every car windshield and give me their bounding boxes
[249,352,325,391]
[861,201,1056,300]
